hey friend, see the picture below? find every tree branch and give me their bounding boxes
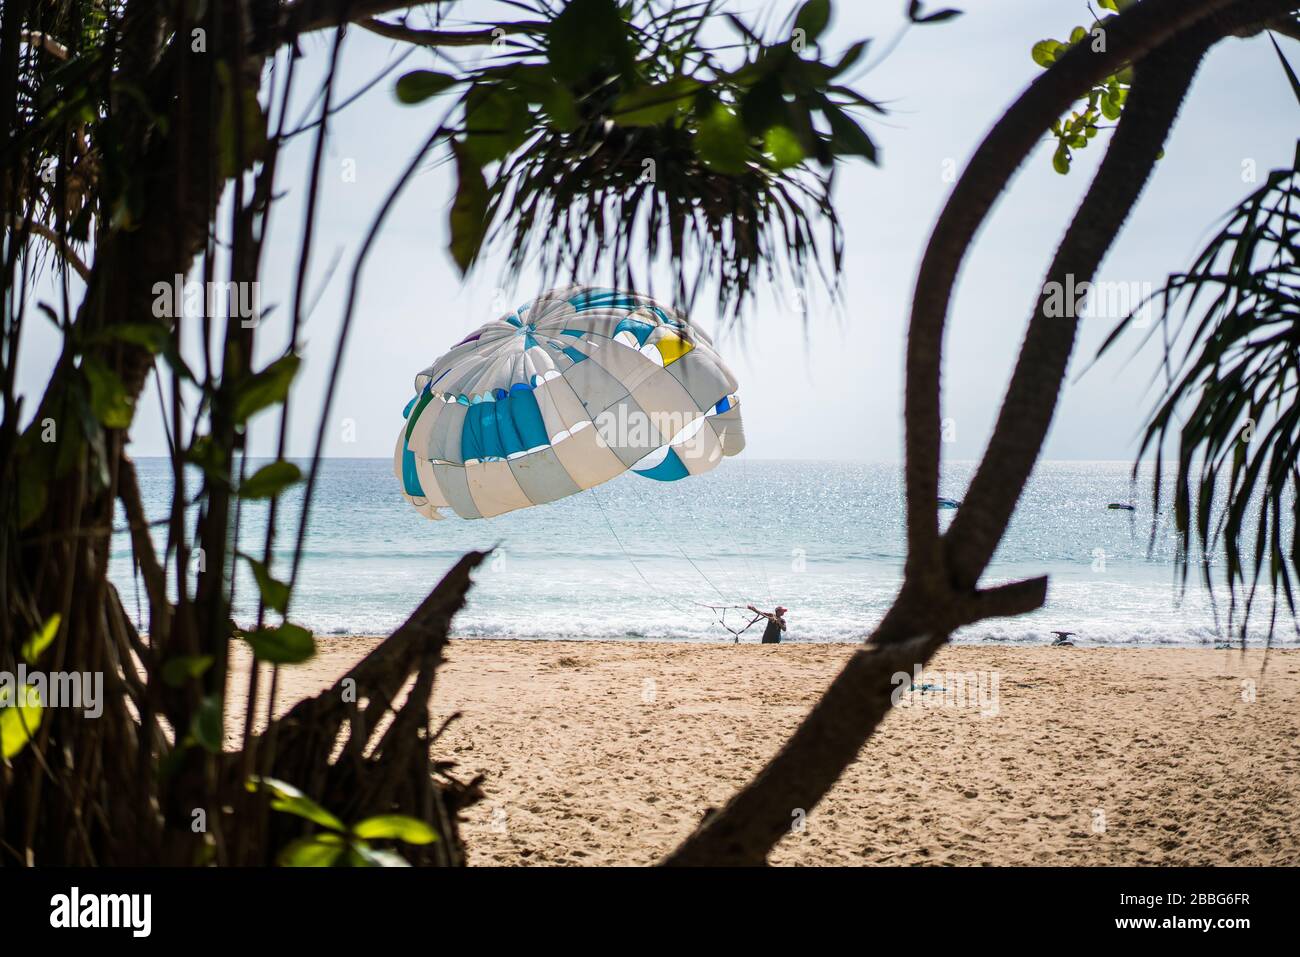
[6,217,91,280]
[961,576,1049,622]
[900,0,1248,594]
[261,1,447,50]
[359,17,545,47]
[941,0,1298,590]
[117,454,171,647]
[19,30,69,60]
[663,626,949,866]
[268,549,487,747]
[664,0,1299,867]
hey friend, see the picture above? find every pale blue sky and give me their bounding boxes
[15,1,1297,462]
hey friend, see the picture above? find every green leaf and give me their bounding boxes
[546,0,632,85]
[1100,91,1121,121]
[448,141,489,274]
[763,125,805,170]
[537,82,578,132]
[191,695,223,754]
[82,356,134,429]
[908,2,962,25]
[16,481,47,531]
[739,72,786,136]
[239,622,316,664]
[794,0,831,43]
[1031,40,1063,67]
[830,40,869,78]
[216,63,267,179]
[239,460,302,500]
[278,833,346,867]
[20,614,61,664]
[612,77,700,126]
[240,553,290,613]
[233,353,300,424]
[0,685,43,759]
[1270,34,1300,109]
[185,434,228,479]
[462,84,532,166]
[100,321,169,354]
[1052,142,1071,175]
[353,814,439,844]
[249,776,346,832]
[692,102,750,175]
[162,655,214,688]
[395,70,458,105]
[822,103,877,162]
[347,843,411,867]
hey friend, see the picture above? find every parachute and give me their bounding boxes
[394,285,746,520]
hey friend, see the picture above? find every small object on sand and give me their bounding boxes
[910,682,947,693]
[938,497,962,510]
[1051,630,1076,647]
[1107,503,1136,511]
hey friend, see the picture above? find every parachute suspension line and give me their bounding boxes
[618,452,769,640]
[715,521,759,611]
[586,486,695,616]
[725,453,760,598]
[701,446,766,609]
[609,477,752,639]
[586,485,654,590]
[675,545,731,605]
[739,451,775,608]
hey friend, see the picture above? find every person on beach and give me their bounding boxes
[747,605,788,644]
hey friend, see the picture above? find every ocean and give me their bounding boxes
[109,457,1297,646]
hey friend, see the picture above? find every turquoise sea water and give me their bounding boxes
[109,457,1297,645]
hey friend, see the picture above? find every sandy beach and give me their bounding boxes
[230,640,1300,866]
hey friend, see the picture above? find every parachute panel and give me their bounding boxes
[396,285,745,519]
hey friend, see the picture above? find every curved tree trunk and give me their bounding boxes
[663,0,1295,867]
[0,0,475,867]
[939,0,1298,589]
[901,0,1249,589]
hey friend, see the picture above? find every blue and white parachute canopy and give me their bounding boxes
[394,285,745,520]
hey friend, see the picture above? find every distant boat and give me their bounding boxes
[938,497,961,510]
[1107,503,1136,511]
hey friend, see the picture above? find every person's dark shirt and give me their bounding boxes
[761,616,785,644]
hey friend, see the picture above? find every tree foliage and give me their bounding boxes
[1101,141,1300,641]
[1032,0,1136,174]
[0,0,938,867]
[393,0,935,315]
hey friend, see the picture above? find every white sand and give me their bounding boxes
[230,640,1300,866]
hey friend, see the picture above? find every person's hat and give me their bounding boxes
[775,606,787,615]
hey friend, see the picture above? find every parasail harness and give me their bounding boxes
[695,603,764,643]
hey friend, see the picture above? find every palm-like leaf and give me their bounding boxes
[399,0,894,318]
[1099,141,1300,642]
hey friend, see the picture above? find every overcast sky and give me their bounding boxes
[15,1,1298,462]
